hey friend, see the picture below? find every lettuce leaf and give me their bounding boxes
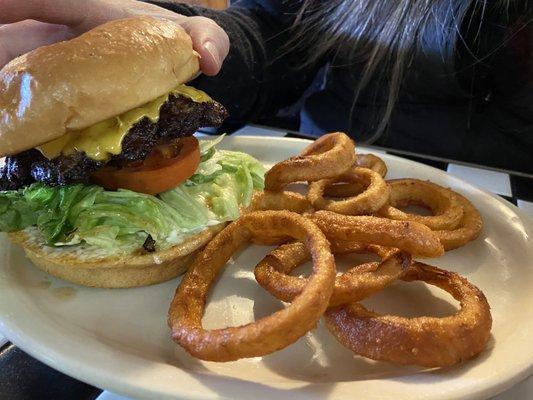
[0,137,264,252]
[0,191,40,231]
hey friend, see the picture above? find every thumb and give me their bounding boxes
[178,16,229,76]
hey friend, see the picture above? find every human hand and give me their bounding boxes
[0,0,229,75]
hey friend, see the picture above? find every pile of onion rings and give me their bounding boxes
[168,132,491,368]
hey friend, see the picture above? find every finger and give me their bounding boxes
[0,21,72,68]
[0,0,91,25]
[0,0,183,32]
[180,16,230,76]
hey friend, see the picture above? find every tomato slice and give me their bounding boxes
[91,136,200,195]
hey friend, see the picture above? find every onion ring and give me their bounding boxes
[264,132,356,191]
[435,192,483,250]
[355,153,387,177]
[320,153,387,198]
[168,210,335,362]
[324,261,492,367]
[246,190,313,214]
[255,241,411,307]
[310,210,444,257]
[379,179,464,230]
[244,191,315,245]
[308,166,390,215]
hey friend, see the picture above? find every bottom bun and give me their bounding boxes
[9,224,225,288]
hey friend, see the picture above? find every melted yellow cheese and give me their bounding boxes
[37,84,212,161]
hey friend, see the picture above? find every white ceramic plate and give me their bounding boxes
[0,136,532,400]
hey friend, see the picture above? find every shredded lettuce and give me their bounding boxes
[0,136,265,252]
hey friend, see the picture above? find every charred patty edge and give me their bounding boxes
[0,95,228,189]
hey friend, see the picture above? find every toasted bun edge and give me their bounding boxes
[9,224,225,288]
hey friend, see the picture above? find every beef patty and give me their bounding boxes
[0,95,228,190]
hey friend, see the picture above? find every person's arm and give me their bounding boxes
[149,0,323,122]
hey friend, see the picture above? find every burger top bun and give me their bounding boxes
[0,16,200,157]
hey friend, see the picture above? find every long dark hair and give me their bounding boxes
[289,0,531,139]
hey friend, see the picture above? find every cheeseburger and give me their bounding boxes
[0,17,265,288]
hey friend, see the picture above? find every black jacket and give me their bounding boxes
[150,0,532,173]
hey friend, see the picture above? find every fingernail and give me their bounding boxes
[203,41,219,67]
